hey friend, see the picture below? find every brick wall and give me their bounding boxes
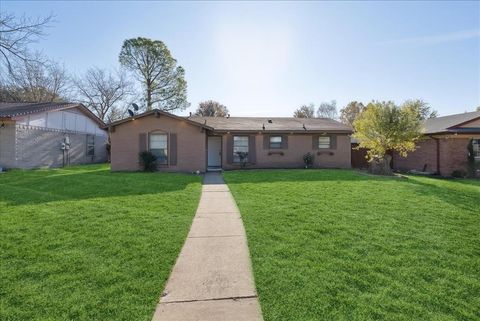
[393,138,438,173]
[439,138,470,176]
[110,114,206,172]
[222,133,351,170]
[393,136,474,176]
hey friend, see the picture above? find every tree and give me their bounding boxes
[402,99,438,120]
[119,37,189,112]
[73,67,131,123]
[316,100,338,119]
[293,104,315,118]
[352,101,422,175]
[194,100,229,117]
[339,101,365,126]
[476,106,480,112]
[0,56,70,103]
[0,12,53,73]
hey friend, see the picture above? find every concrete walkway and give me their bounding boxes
[152,172,263,321]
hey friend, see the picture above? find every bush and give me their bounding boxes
[139,151,157,172]
[303,152,314,168]
[451,169,467,178]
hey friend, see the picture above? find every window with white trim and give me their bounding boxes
[269,136,282,149]
[150,133,168,165]
[473,139,480,159]
[233,136,249,163]
[318,136,331,149]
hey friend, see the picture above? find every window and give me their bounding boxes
[86,135,95,156]
[473,139,480,159]
[269,136,282,149]
[318,136,331,149]
[233,136,249,163]
[150,133,168,165]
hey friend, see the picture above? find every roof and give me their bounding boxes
[107,110,352,133]
[105,109,214,130]
[423,111,480,134]
[0,102,105,127]
[189,116,352,133]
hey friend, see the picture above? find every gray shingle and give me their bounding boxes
[189,116,352,132]
[422,111,480,134]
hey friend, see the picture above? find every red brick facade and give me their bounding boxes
[393,136,474,176]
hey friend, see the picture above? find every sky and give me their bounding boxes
[2,1,479,117]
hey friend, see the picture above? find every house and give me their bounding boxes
[106,109,353,172]
[392,111,480,176]
[0,102,108,169]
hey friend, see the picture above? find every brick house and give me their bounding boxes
[392,111,480,176]
[106,109,353,172]
[0,102,108,169]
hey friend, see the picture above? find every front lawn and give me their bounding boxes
[224,170,479,321]
[0,164,202,321]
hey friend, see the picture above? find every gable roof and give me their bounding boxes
[423,111,480,134]
[105,109,214,130]
[0,102,106,127]
[189,116,352,133]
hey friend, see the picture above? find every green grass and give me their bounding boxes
[0,164,202,321]
[224,170,480,321]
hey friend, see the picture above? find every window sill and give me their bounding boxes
[268,151,284,156]
[317,151,335,156]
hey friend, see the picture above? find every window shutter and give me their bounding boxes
[170,133,177,165]
[139,133,147,153]
[263,135,269,149]
[281,135,288,149]
[249,135,256,164]
[312,135,319,150]
[330,135,337,149]
[226,135,233,164]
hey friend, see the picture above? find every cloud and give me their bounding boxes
[381,29,480,45]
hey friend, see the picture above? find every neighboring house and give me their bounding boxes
[107,109,352,172]
[0,102,108,169]
[392,111,480,176]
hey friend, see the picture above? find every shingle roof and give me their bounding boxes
[0,102,78,117]
[423,111,480,134]
[189,116,352,133]
[0,102,105,126]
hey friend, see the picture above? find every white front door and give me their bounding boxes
[207,136,222,167]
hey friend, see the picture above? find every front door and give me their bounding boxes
[207,136,222,167]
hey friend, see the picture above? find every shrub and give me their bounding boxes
[139,151,157,172]
[451,169,467,178]
[235,151,248,168]
[303,152,314,168]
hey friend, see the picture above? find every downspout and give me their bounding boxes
[429,135,440,175]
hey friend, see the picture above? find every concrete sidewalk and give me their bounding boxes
[152,172,263,321]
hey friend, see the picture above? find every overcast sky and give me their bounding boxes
[3,1,479,116]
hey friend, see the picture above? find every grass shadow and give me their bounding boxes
[0,164,200,206]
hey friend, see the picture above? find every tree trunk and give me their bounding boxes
[146,79,152,111]
[369,154,393,175]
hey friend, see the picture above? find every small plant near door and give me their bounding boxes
[303,152,314,168]
[139,151,157,172]
[235,151,248,168]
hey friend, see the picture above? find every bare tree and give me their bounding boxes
[0,56,70,102]
[73,67,131,122]
[339,101,365,126]
[194,100,229,117]
[0,12,54,73]
[293,104,315,118]
[316,100,338,119]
